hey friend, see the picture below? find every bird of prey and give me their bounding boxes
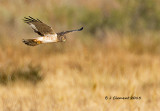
[22,16,83,46]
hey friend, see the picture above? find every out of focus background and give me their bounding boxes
[0,0,160,111]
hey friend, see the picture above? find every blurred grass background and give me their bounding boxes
[0,0,160,111]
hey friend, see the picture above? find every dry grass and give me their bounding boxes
[0,0,160,111]
[0,34,160,111]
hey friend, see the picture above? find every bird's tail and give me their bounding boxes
[22,39,42,46]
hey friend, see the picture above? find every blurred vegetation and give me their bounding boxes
[0,1,160,110]
[0,0,160,82]
[0,0,160,36]
[0,64,43,85]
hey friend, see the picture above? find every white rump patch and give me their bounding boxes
[36,34,58,43]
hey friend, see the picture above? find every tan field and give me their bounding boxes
[0,0,160,111]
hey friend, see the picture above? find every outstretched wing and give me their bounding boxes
[57,27,83,36]
[23,16,55,36]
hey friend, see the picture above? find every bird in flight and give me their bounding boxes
[23,16,83,46]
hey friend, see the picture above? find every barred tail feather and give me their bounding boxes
[22,39,42,46]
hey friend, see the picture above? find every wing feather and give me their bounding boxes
[23,16,55,36]
[57,27,83,36]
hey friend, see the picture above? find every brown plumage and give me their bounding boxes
[23,16,83,46]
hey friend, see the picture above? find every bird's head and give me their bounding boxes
[59,35,66,42]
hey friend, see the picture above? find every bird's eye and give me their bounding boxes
[62,36,66,41]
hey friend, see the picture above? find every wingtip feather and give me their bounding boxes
[78,27,83,31]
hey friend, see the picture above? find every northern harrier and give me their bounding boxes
[23,16,83,46]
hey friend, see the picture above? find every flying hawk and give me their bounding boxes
[23,16,83,46]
